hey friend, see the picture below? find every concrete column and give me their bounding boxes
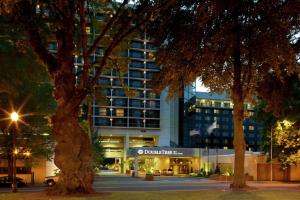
[123,135,129,173]
[134,154,138,177]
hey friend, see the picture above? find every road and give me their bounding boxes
[0,174,299,193]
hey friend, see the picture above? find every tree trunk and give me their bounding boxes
[231,96,246,188]
[48,104,94,195]
[231,9,247,188]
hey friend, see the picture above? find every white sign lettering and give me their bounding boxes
[137,149,183,156]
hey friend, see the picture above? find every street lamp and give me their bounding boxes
[10,111,19,193]
[270,127,273,182]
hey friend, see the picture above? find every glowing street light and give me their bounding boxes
[10,112,19,122]
[23,151,31,157]
[10,111,19,193]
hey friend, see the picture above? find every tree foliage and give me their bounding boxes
[0,22,55,174]
[148,0,299,188]
[0,0,174,194]
[274,120,300,166]
[254,75,300,164]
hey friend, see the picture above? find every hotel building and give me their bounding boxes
[183,92,263,151]
[91,35,179,172]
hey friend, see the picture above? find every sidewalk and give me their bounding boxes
[248,181,300,189]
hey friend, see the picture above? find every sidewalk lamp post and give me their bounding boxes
[10,111,19,193]
[270,127,273,182]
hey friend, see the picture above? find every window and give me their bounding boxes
[223,102,230,108]
[116,109,124,117]
[213,116,220,121]
[225,118,230,122]
[223,125,229,130]
[204,116,210,121]
[131,41,143,49]
[205,109,211,114]
[249,126,255,131]
[147,91,157,99]
[214,109,219,114]
[147,100,157,108]
[222,132,229,136]
[214,102,221,107]
[130,61,144,68]
[99,108,107,116]
[196,108,201,113]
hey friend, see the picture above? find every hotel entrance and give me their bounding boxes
[170,158,194,175]
[127,147,201,177]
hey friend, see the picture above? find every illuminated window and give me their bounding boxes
[196,108,201,113]
[116,109,124,117]
[214,109,219,114]
[86,27,90,33]
[249,126,255,131]
[100,108,107,116]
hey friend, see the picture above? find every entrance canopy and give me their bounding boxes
[127,147,201,157]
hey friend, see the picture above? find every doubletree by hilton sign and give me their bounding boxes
[137,149,184,156]
[127,147,198,157]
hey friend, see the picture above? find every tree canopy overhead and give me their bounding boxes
[0,0,174,195]
[149,0,299,188]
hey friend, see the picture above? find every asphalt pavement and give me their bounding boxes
[0,174,299,193]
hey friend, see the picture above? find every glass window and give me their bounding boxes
[249,126,255,131]
[130,99,143,107]
[129,119,144,127]
[146,62,159,70]
[129,70,143,78]
[131,41,144,49]
[112,98,127,107]
[116,109,124,117]
[146,110,160,118]
[147,91,158,99]
[99,108,107,116]
[130,50,144,59]
[146,100,159,108]
[112,118,127,127]
[223,102,230,108]
[214,109,219,114]
[94,117,110,126]
[146,120,159,128]
[129,80,143,88]
[129,109,143,117]
[214,102,221,107]
[130,61,144,68]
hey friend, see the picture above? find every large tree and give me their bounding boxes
[148,0,299,188]
[0,0,173,194]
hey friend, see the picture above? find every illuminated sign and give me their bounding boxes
[137,149,184,156]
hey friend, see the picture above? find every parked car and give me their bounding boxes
[161,169,174,176]
[44,175,59,187]
[0,176,27,187]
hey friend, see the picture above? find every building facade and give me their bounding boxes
[183,92,263,151]
[92,35,179,172]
